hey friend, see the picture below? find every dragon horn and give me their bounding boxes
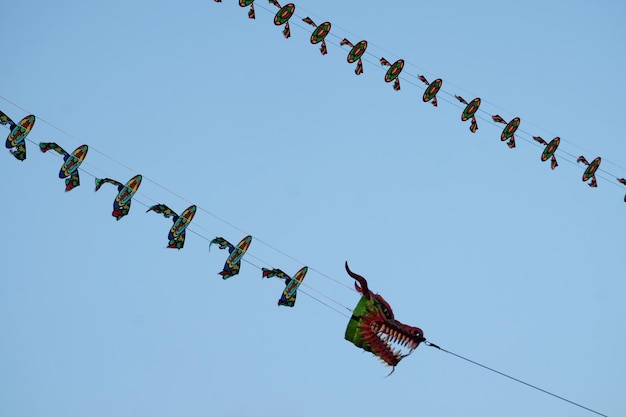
[345,261,370,296]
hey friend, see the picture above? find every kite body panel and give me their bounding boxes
[274,3,294,25]
[278,266,308,307]
[582,157,601,182]
[461,98,481,121]
[501,117,521,141]
[541,137,560,161]
[60,145,89,178]
[347,40,367,63]
[6,114,35,148]
[311,22,331,44]
[112,174,143,219]
[384,59,404,82]
[170,205,197,241]
[423,78,442,103]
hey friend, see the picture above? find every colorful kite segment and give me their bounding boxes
[95,174,143,220]
[147,204,197,249]
[39,142,88,191]
[210,235,253,279]
[1,110,35,161]
[262,266,308,307]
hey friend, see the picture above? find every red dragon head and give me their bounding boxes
[344,262,425,370]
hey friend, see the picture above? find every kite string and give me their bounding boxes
[424,341,609,417]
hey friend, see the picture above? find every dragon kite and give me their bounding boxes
[302,17,331,55]
[262,266,308,307]
[380,58,404,91]
[1,110,35,161]
[344,262,425,372]
[95,174,143,220]
[491,115,520,149]
[340,38,367,75]
[454,96,480,133]
[577,156,601,187]
[533,136,560,170]
[146,204,197,249]
[210,235,252,279]
[269,1,295,38]
[39,142,89,191]
[418,75,442,107]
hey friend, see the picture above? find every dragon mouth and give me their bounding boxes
[359,320,424,368]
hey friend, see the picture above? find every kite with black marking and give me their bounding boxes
[147,204,197,249]
[618,178,626,202]
[1,110,35,161]
[262,266,308,307]
[95,174,143,220]
[491,115,520,149]
[269,0,294,38]
[210,235,252,279]
[577,156,601,188]
[454,96,480,133]
[39,142,88,191]
[418,75,442,107]
[380,58,404,91]
[340,38,367,75]
[302,17,331,55]
[533,136,560,170]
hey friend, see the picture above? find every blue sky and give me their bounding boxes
[1,1,624,416]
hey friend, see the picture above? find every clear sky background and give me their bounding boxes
[1,1,624,416]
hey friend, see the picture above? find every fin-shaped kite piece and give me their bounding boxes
[380,58,404,91]
[577,156,601,188]
[146,204,197,249]
[340,38,367,75]
[302,17,331,55]
[39,142,88,191]
[210,235,252,279]
[418,75,442,107]
[491,115,520,149]
[344,262,425,372]
[95,174,143,220]
[2,110,35,161]
[533,136,560,170]
[262,266,308,307]
[269,1,294,38]
[455,96,480,133]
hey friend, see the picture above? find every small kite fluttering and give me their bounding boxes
[95,174,143,220]
[302,17,331,55]
[418,75,442,107]
[147,204,197,249]
[380,58,404,91]
[340,38,367,75]
[491,115,520,149]
[1,110,35,161]
[344,262,425,371]
[269,0,295,38]
[577,156,601,188]
[454,96,480,133]
[210,235,253,279]
[533,136,560,170]
[262,266,308,307]
[39,142,88,191]
[619,178,626,202]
